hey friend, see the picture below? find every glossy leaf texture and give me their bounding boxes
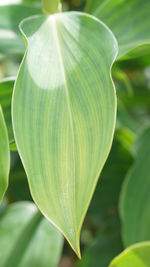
[85,0,150,59]
[0,78,14,142]
[0,106,10,203]
[12,12,118,256]
[109,242,150,267]
[0,4,41,55]
[0,202,63,267]
[119,127,150,247]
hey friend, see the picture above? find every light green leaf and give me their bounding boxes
[0,78,14,142]
[85,0,150,58]
[0,4,41,55]
[119,127,150,247]
[12,12,118,256]
[0,106,10,203]
[109,242,150,267]
[0,201,63,267]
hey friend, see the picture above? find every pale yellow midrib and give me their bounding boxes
[51,16,77,234]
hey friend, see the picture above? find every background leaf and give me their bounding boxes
[77,131,132,266]
[119,126,150,247]
[78,215,123,267]
[85,0,150,58]
[0,201,63,267]
[7,152,32,202]
[0,4,41,55]
[109,242,150,267]
[0,78,14,142]
[0,106,10,203]
[12,12,118,256]
[87,131,133,217]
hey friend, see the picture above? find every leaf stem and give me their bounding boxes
[42,0,62,15]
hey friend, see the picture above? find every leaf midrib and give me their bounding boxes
[51,16,76,229]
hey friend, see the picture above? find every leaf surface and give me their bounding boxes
[109,242,150,267]
[0,201,63,267]
[85,0,150,58]
[12,12,118,256]
[0,106,10,203]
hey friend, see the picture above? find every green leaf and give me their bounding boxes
[0,78,14,142]
[12,12,118,256]
[0,201,63,267]
[119,127,150,247]
[0,106,10,203]
[109,242,150,267]
[78,215,123,267]
[0,4,41,55]
[85,0,150,59]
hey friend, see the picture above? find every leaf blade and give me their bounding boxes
[109,242,150,267]
[12,12,118,256]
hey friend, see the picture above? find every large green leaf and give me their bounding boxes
[119,127,150,247]
[12,12,118,256]
[0,106,10,203]
[0,78,14,142]
[109,242,150,267]
[85,0,150,58]
[0,201,63,267]
[0,4,41,55]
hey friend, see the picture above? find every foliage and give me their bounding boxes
[0,0,150,266]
